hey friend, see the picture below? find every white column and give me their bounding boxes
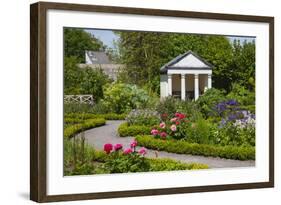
[194,74,199,100]
[168,74,172,96]
[181,74,186,100]
[208,74,212,89]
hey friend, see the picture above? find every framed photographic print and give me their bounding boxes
[30,1,274,202]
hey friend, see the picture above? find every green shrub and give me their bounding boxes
[184,119,214,144]
[104,151,150,173]
[64,117,85,125]
[126,109,160,126]
[64,101,112,114]
[227,83,255,106]
[118,122,151,137]
[176,100,203,122]
[64,118,106,138]
[65,113,127,120]
[103,83,151,114]
[148,158,208,171]
[135,135,255,160]
[156,97,178,119]
[196,88,226,118]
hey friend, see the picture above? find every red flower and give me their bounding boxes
[175,112,186,119]
[113,143,123,151]
[175,121,180,125]
[104,143,113,154]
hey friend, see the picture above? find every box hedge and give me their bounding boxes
[135,135,255,160]
[64,118,106,138]
[117,122,151,137]
[65,113,127,120]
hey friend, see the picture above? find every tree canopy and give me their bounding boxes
[116,31,255,93]
[64,28,106,63]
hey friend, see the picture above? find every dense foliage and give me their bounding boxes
[116,32,255,92]
[64,28,105,63]
[64,57,109,101]
[102,83,151,114]
[136,135,255,160]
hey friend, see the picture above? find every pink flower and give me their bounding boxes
[170,124,177,132]
[138,147,147,156]
[113,143,123,151]
[123,148,133,155]
[160,132,167,138]
[159,122,166,129]
[104,143,113,154]
[151,129,159,136]
[170,117,177,122]
[130,140,138,148]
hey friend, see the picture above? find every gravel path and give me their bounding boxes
[77,120,255,169]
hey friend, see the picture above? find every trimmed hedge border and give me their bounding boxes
[64,118,106,138]
[92,150,209,171]
[135,135,255,160]
[118,122,151,137]
[65,113,127,120]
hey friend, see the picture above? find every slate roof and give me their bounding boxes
[85,51,111,64]
[160,50,213,74]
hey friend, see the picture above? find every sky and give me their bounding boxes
[85,29,255,49]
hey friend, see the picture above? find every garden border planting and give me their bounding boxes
[64,118,106,138]
[135,135,255,160]
[65,113,127,120]
[118,122,151,137]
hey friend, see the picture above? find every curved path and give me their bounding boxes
[78,120,255,169]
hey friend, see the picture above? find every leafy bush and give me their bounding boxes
[176,100,203,122]
[135,135,255,160]
[103,83,151,114]
[148,158,208,171]
[156,97,178,119]
[118,122,151,137]
[65,113,127,120]
[64,118,106,138]
[126,109,160,126]
[80,68,110,101]
[227,83,255,106]
[64,101,111,114]
[196,88,226,118]
[184,119,214,144]
[216,110,255,146]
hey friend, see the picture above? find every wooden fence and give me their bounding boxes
[64,95,94,105]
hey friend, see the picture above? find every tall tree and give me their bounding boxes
[64,28,105,63]
[116,32,233,92]
[231,40,255,90]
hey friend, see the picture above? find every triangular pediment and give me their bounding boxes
[160,51,213,74]
[171,53,209,68]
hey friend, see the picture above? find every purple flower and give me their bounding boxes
[226,99,238,106]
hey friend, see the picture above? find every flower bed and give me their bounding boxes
[64,118,106,138]
[64,138,208,175]
[65,113,127,120]
[118,122,151,137]
[135,135,255,160]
